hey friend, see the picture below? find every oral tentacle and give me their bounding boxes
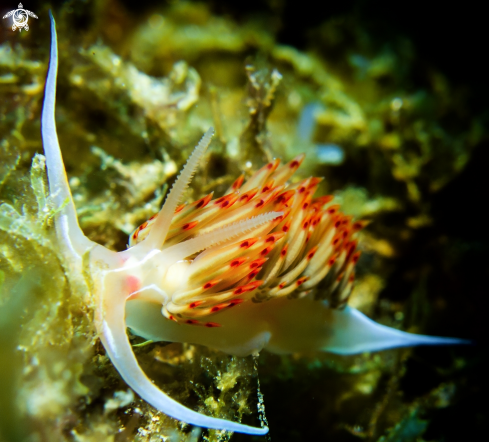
[100,296,268,435]
[42,11,94,260]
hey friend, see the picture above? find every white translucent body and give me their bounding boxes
[127,295,464,357]
[41,12,467,436]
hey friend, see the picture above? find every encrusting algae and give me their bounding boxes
[0,2,483,441]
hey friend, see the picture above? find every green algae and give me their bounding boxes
[0,1,485,441]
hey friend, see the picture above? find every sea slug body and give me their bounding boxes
[40,11,468,435]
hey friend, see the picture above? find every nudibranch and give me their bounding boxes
[41,12,467,436]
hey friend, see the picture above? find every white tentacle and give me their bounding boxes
[42,11,94,261]
[158,211,283,265]
[101,296,268,435]
[138,128,214,252]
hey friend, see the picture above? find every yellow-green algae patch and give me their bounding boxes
[0,155,92,441]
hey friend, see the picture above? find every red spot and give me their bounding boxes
[342,229,349,239]
[307,247,318,260]
[189,301,201,309]
[266,235,275,243]
[280,245,288,257]
[260,247,271,256]
[274,209,290,223]
[302,202,309,210]
[328,256,336,266]
[303,219,310,229]
[169,315,176,322]
[298,186,306,194]
[315,195,333,206]
[283,222,290,232]
[140,221,148,230]
[240,238,257,249]
[175,204,185,214]
[307,177,323,188]
[290,160,299,169]
[203,280,219,290]
[275,190,295,205]
[239,189,258,202]
[352,220,368,231]
[349,274,355,282]
[332,235,340,245]
[335,220,341,228]
[195,193,213,209]
[228,299,244,308]
[205,322,221,328]
[262,186,270,193]
[234,287,244,295]
[266,162,274,170]
[230,257,247,268]
[328,207,338,214]
[126,275,140,293]
[352,252,361,263]
[255,199,264,208]
[232,175,244,190]
[297,276,308,286]
[186,319,198,325]
[211,306,220,312]
[279,283,286,289]
[250,258,267,268]
[133,230,139,239]
[346,241,357,259]
[182,221,199,231]
[242,281,263,292]
[149,214,157,220]
[215,194,237,209]
[248,270,259,280]
[267,232,285,243]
